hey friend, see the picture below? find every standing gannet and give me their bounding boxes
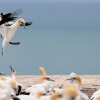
[66,75,89,100]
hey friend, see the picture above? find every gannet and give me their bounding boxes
[25,75,55,94]
[0,65,22,95]
[0,9,32,55]
[91,88,100,100]
[39,92,62,100]
[63,84,78,100]
[66,75,89,100]
[12,91,46,100]
[0,79,18,100]
[0,18,24,55]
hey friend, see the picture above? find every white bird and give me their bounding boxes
[91,96,100,100]
[90,88,100,100]
[12,91,46,100]
[0,65,17,81]
[25,75,55,94]
[0,65,23,95]
[0,18,25,55]
[63,84,79,100]
[0,9,32,55]
[0,79,18,100]
[66,75,89,100]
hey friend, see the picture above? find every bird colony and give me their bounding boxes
[0,9,99,100]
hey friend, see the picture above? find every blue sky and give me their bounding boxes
[0,0,100,75]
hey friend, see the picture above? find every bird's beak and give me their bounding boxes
[22,22,26,29]
[23,23,26,29]
[65,78,72,81]
[13,88,18,93]
[47,78,55,82]
[43,93,47,95]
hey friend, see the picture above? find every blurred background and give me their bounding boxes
[0,0,100,75]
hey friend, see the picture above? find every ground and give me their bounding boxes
[6,75,100,98]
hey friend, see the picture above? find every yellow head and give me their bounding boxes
[64,84,78,100]
[97,96,100,100]
[36,91,45,99]
[17,18,26,29]
[10,79,17,88]
[0,76,6,81]
[17,18,25,24]
[51,92,62,100]
[39,67,47,76]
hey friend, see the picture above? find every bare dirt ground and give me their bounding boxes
[7,75,100,98]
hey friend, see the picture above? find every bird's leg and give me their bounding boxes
[9,42,20,45]
[0,35,2,38]
[2,47,4,56]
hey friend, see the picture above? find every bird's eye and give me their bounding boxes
[72,77,76,80]
[46,78,50,80]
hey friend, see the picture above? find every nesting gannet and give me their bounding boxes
[25,75,55,94]
[39,67,53,89]
[0,79,18,100]
[0,66,22,95]
[9,65,23,95]
[12,91,46,100]
[63,84,78,100]
[38,92,62,100]
[66,75,89,100]
[0,65,17,81]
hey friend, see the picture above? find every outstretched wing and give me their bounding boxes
[0,9,22,25]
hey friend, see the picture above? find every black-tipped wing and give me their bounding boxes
[0,72,6,75]
[0,9,22,25]
[20,22,32,26]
